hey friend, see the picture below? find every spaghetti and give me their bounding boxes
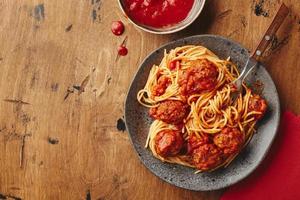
[137,45,267,172]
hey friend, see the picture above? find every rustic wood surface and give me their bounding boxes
[0,0,299,199]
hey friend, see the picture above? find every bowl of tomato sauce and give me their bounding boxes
[118,0,206,34]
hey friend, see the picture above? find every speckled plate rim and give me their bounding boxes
[124,34,280,191]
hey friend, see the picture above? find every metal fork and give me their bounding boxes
[231,58,258,102]
[231,3,289,102]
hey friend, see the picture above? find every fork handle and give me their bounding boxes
[251,3,289,61]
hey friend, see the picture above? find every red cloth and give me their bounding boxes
[221,111,300,200]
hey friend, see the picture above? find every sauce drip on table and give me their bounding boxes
[111,21,125,36]
[118,45,128,56]
[123,0,195,28]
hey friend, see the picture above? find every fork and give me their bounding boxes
[231,3,289,102]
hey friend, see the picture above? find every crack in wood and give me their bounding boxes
[19,137,25,168]
[64,74,91,100]
[107,77,112,85]
[216,9,232,20]
[86,190,91,200]
[63,88,74,101]
[79,75,90,95]
[20,134,32,168]
[72,75,90,93]
[9,187,21,191]
[64,57,96,100]
[0,193,22,200]
[227,29,240,37]
[73,85,81,91]
[65,24,73,32]
[3,99,30,105]
[93,90,99,137]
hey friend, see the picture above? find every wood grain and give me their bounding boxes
[0,0,299,199]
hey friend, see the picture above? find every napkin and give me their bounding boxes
[221,111,300,200]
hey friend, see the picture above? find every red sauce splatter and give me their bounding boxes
[123,0,195,28]
[118,45,128,56]
[111,21,125,36]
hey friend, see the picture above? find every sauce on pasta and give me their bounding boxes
[137,45,267,172]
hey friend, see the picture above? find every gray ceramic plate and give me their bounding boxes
[124,35,280,191]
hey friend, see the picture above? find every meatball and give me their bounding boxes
[149,100,188,124]
[154,130,184,157]
[214,127,245,155]
[178,59,218,97]
[187,133,210,154]
[152,76,171,96]
[191,144,223,171]
[248,94,267,119]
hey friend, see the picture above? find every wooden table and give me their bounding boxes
[0,0,299,199]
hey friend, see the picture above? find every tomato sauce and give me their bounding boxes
[118,45,128,56]
[123,0,195,28]
[111,21,125,36]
